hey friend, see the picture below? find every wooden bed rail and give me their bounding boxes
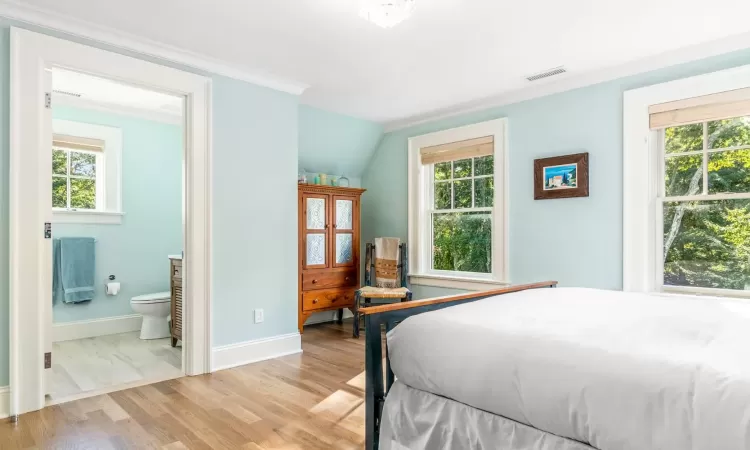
[363,280,558,450]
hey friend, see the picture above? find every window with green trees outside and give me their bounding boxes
[662,115,750,291]
[52,147,98,210]
[431,155,494,274]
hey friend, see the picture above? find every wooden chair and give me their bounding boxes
[353,242,412,338]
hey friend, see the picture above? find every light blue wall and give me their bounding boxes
[363,48,750,297]
[51,106,183,323]
[0,22,300,384]
[212,77,299,346]
[298,104,383,179]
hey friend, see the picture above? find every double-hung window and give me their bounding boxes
[624,78,750,296]
[656,112,750,295]
[52,134,104,211]
[408,119,507,289]
[51,119,123,224]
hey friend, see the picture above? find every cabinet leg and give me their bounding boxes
[299,312,309,334]
[337,308,344,324]
[171,337,177,348]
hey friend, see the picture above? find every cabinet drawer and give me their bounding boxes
[302,270,356,290]
[302,288,355,312]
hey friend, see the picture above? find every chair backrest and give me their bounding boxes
[364,242,408,288]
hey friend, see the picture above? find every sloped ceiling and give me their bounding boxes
[298,105,383,178]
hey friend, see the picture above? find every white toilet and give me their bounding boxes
[130,292,171,340]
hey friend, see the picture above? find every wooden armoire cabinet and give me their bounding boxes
[298,184,365,332]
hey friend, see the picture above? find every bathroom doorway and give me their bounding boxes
[47,69,185,404]
[10,28,212,416]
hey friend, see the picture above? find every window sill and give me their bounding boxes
[657,286,750,300]
[52,210,124,224]
[409,273,510,291]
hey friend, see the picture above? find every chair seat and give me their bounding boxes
[358,286,411,299]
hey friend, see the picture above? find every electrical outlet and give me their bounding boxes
[254,309,264,324]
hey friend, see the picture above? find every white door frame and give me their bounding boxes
[9,27,213,415]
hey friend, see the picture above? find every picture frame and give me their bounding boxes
[534,152,589,200]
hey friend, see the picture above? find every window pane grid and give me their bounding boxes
[661,117,750,292]
[52,148,98,210]
[430,154,495,274]
[433,157,494,211]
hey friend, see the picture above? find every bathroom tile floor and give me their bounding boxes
[47,331,182,403]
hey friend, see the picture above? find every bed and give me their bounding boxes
[360,281,750,450]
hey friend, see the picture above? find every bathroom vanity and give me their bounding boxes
[169,255,182,347]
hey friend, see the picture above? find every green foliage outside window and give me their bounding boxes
[432,155,493,273]
[52,148,97,210]
[663,117,750,291]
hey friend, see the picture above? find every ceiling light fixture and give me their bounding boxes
[360,0,416,28]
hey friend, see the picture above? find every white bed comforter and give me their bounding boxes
[386,288,750,450]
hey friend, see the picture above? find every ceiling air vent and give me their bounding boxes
[525,66,566,82]
[53,89,82,98]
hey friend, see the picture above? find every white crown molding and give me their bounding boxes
[53,93,183,125]
[0,1,309,95]
[384,31,750,132]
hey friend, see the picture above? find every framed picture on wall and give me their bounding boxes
[534,152,589,200]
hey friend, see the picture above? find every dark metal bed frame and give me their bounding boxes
[360,280,558,450]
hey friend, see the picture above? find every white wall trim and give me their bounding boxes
[52,210,124,224]
[54,94,183,125]
[407,118,509,284]
[10,28,213,416]
[385,31,750,132]
[0,386,9,420]
[52,314,142,342]
[0,1,308,96]
[623,63,750,293]
[212,333,302,372]
[409,274,510,291]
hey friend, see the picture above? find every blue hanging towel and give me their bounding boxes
[53,237,96,304]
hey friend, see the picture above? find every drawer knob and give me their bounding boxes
[332,298,337,303]
[345,276,350,281]
[312,279,318,284]
[312,299,319,304]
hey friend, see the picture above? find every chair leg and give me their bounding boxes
[353,292,361,338]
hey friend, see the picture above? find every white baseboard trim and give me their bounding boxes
[305,309,354,326]
[0,386,9,419]
[212,332,302,372]
[53,314,143,342]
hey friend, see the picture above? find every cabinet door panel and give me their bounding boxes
[302,194,329,269]
[332,195,358,268]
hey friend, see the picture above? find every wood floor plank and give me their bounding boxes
[1,320,369,449]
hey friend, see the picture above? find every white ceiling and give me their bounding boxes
[15,0,750,124]
[53,68,183,116]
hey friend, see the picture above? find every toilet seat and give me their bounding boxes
[131,291,170,304]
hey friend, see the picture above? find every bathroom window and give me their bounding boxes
[51,120,123,224]
[52,135,103,211]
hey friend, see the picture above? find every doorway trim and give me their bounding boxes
[9,27,213,415]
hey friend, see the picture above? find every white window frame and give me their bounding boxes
[51,119,123,224]
[408,118,509,290]
[623,63,750,298]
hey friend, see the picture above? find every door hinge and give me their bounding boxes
[44,92,51,109]
[44,352,51,369]
[44,222,52,239]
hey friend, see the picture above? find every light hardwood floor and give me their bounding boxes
[48,332,183,403]
[1,320,367,449]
